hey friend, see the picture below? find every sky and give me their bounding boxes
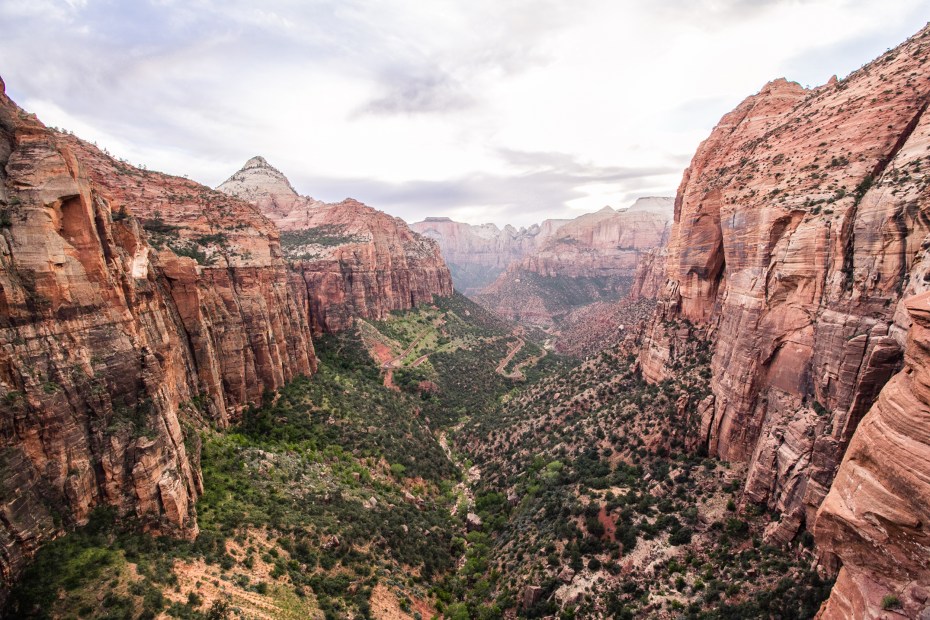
[1,1,929,227]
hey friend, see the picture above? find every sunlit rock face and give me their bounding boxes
[638,24,930,616]
[0,76,317,594]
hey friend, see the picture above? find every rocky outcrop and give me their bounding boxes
[219,158,454,333]
[0,79,316,591]
[629,247,668,301]
[411,216,569,293]
[519,199,673,278]
[638,23,930,615]
[814,291,930,619]
[475,198,673,325]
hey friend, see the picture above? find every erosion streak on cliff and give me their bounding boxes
[640,22,930,595]
[0,79,316,593]
[814,292,930,619]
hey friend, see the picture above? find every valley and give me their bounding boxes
[4,297,831,620]
[0,16,929,620]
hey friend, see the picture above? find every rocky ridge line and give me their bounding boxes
[218,158,454,333]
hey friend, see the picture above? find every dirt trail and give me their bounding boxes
[510,347,548,380]
[380,315,446,388]
[383,329,430,370]
[494,329,548,380]
[495,338,526,376]
[381,327,430,388]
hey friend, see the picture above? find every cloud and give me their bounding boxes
[1,0,928,227]
[359,69,476,115]
[283,150,680,226]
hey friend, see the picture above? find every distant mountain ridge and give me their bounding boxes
[411,215,571,293]
[414,197,673,326]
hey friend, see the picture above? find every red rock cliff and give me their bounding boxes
[219,158,454,332]
[639,23,930,615]
[0,80,316,589]
[814,292,930,619]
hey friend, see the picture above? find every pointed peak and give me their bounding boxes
[218,155,298,199]
[244,155,272,169]
[239,155,287,178]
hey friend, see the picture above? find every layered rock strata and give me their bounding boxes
[219,158,454,332]
[637,24,930,616]
[475,198,673,324]
[410,216,568,293]
[0,78,316,590]
[814,291,930,619]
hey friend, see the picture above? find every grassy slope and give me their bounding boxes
[5,294,551,620]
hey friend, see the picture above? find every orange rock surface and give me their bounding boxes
[814,291,930,619]
[0,78,316,589]
[639,24,930,617]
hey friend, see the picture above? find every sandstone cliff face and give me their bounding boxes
[516,199,673,278]
[0,79,316,590]
[475,198,673,325]
[638,24,930,614]
[629,247,668,301]
[411,216,568,293]
[219,159,454,333]
[814,291,930,619]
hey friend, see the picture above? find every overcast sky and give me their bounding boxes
[2,0,928,226]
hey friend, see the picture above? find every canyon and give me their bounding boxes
[416,197,673,326]
[410,216,569,294]
[0,20,929,620]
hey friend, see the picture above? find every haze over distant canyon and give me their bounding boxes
[0,5,929,620]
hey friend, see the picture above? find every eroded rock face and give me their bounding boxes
[410,216,569,293]
[813,292,930,619]
[219,159,454,333]
[0,81,316,591]
[639,24,930,614]
[516,200,673,278]
[475,198,673,325]
[629,247,668,301]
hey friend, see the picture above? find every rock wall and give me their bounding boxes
[629,247,668,301]
[219,159,454,333]
[638,24,930,617]
[410,216,568,293]
[521,200,673,278]
[475,199,673,325]
[814,291,930,619]
[0,78,316,590]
